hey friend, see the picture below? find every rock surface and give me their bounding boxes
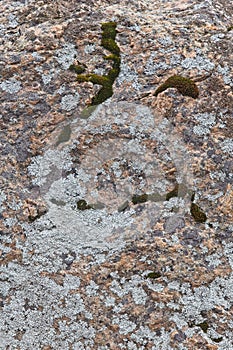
[0,0,232,349]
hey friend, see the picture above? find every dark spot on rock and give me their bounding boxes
[190,203,207,223]
[211,336,223,343]
[174,331,187,342]
[196,321,209,333]
[77,199,92,210]
[146,271,162,279]
[132,193,148,204]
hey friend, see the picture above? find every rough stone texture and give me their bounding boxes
[0,0,232,349]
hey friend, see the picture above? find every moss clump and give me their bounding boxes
[211,337,223,343]
[76,74,109,85]
[132,193,148,204]
[146,271,162,279]
[101,22,117,39]
[77,199,91,210]
[105,54,121,65]
[70,22,120,107]
[101,38,120,55]
[166,183,194,201]
[196,321,209,333]
[154,75,199,99]
[92,83,113,105]
[69,64,86,74]
[166,185,179,201]
[190,202,207,223]
[227,25,233,31]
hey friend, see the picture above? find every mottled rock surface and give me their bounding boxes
[0,0,232,349]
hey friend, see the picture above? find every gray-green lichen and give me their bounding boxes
[0,78,21,93]
[61,93,80,111]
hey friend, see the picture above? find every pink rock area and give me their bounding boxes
[0,0,232,349]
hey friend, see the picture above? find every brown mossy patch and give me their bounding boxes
[101,38,120,55]
[165,183,193,201]
[154,75,199,99]
[77,199,92,211]
[132,193,148,204]
[101,22,117,39]
[146,271,162,279]
[190,202,207,223]
[196,321,209,333]
[69,64,86,74]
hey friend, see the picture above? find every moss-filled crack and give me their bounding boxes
[69,22,121,107]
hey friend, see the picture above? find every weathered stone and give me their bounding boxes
[0,0,232,348]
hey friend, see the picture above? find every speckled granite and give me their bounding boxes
[0,1,232,349]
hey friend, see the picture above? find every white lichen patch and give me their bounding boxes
[131,326,173,349]
[131,287,147,305]
[181,55,215,71]
[205,253,222,268]
[193,113,216,136]
[179,275,233,320]
[42,72,53,85]
[55,43,78,69]
[86,281,99,296]
[217,64,233,86]
[0,77,21,93]
[112,314,137,335]
[117,56,142,90]
[84,44,96,54]
[220,138,233,154]
[0,262,95,350]
[26,101,194,249]
[61,93,80,111]
[144,52,169,75]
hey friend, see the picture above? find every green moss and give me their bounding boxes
[76,74,109,85]
[196,321,209,333]
[107,67,120,83]
[101,38,120,55]
[146,271,162,279]
[69,64,86,74]
[132,193,148,204]
[77,199,92,210]
[101,22,117,39]
[70,22,120,107]
[190,202,207,223]
[105,54,121,65]
[92,83,113,105]
[154,75,199,99]
[227,25,233,31]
